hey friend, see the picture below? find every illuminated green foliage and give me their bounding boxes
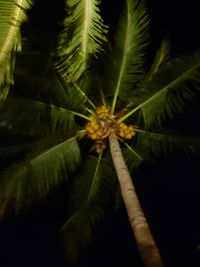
[0,0,33,99]
[0,0,200,264]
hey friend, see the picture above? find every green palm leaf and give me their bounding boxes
[120,51,200,127]
[78,67,104,106]
[110,0,150,113]
[0,136,81,217]
[121,140,144,170]
[144,38,171,83]
[134,128,200,159]
[63,83,88,111]
[56,0,108,82]
[0,97,86,136]
[0,0,33,100]
[14,55,88,110]
[61,155,116,262]
[0,0,200,265]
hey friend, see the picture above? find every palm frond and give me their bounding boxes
[110,0,150,113]
[121,140,144,170]
[61,155,116,263]
[0,136,81,217]
[63,82,89,111]
[56,0,108,82]
[144,38,171,83]
[14,56,90,111]
[78,67,104,106]
[119,51,200,127]
[55,67,97,111]
[134,128,200,159]
[0,0,33,100]
[0,97,82,136]
[14,52,69,105]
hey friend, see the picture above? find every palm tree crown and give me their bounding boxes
[0,0,200,266]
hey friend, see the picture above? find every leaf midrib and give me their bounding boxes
[123,140,143,161]
[84,154,102,208]
[82,0,90,60]
[0,0,23,59]
[119,60,200,122]
[31,136,76,165]
[111,5,130,114]
[136,128,176,139]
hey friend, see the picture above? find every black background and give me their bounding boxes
[1,0,200,266]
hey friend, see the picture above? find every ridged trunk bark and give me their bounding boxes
[109,130,164,267]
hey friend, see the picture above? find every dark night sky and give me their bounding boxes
[1,1,200,267]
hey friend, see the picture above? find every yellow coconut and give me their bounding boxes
[93,124,99,131]
[90,120,98,126]
[125,128,131,136]
[91,133,98,140]
[96,129,104,138]
[126,133,132,139]
[97,106,109,119]
[94,140,106,152]
[119,123,128,130]
[86,126,95,134]
[128,125,134,131]
[96,147,103,153]
[119,131,125,138]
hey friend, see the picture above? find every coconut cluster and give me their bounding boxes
[94,141,106,154]
[117,122,136,139]
[96,105,110,120]
[85,105,136,154]
[85,106,110,140]
[85,119,108,141]
[85,106,110,154]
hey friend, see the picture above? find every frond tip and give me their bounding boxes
[0,0,33,100]
[57,0,108,82]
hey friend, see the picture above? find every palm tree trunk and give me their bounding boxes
[109,129,164,267]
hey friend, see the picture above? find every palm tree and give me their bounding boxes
[0,0,200,266]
